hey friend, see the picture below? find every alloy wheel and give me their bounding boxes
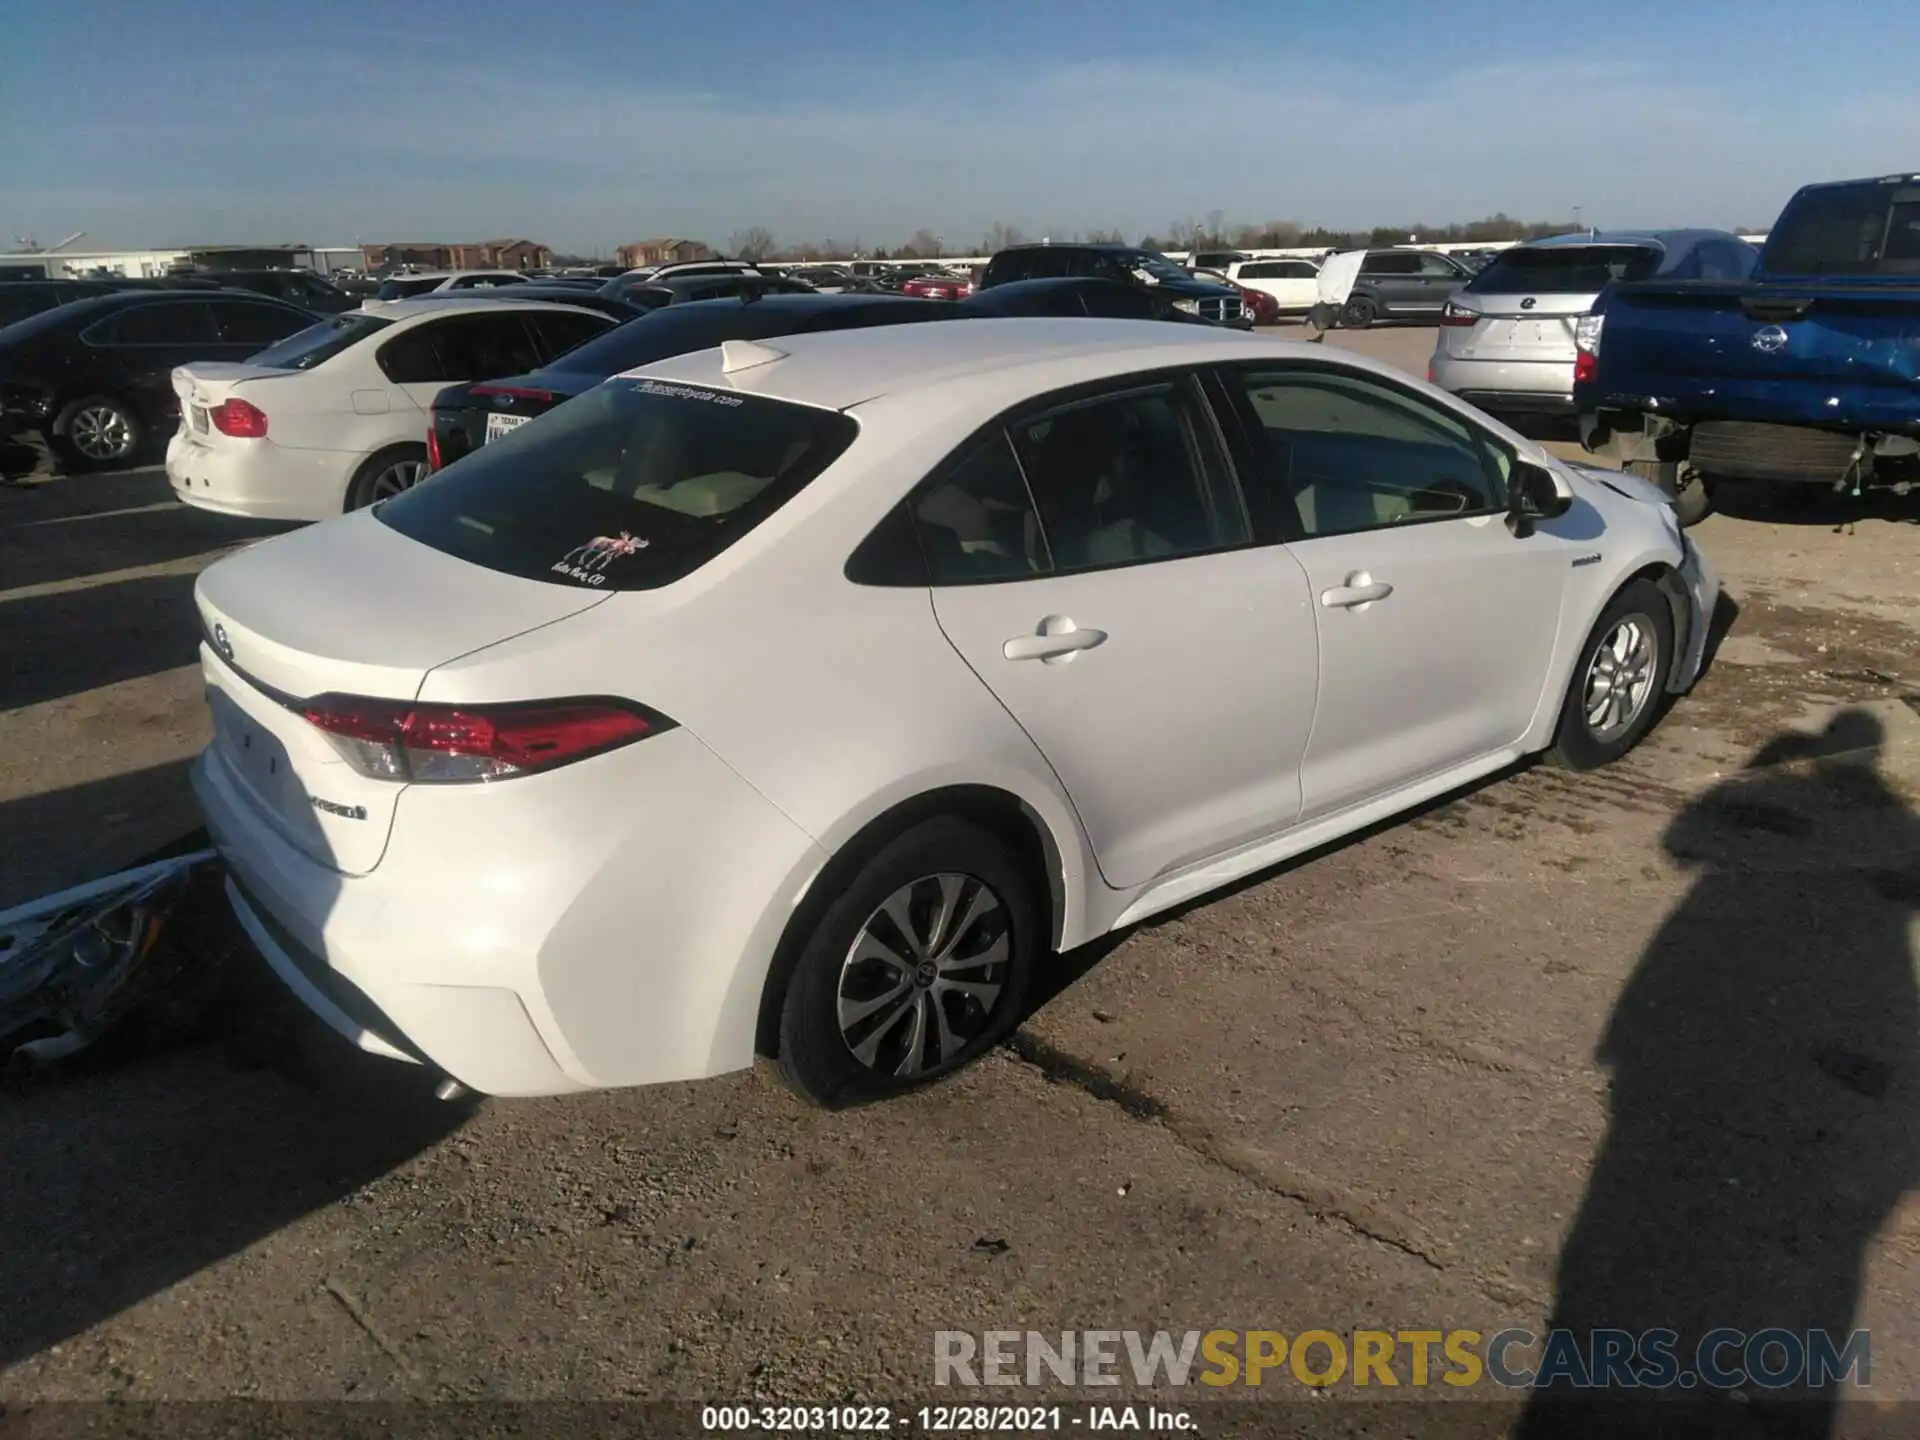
[1583,615,1657,742]
[367,458,428,501]
[70,406,133,461]
[837,872,1013,1078]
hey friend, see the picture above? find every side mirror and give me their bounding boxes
[1506,461,1573,537]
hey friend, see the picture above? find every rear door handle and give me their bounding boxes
[1320,573,1394,609]
[1004,616,1108,663]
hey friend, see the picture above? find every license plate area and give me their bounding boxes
[485,411,530,444]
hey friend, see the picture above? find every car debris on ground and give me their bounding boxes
[0,848,230,1083]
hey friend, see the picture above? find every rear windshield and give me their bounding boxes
[247,313,392,370]
[1764,181,1920,276]
[539,305,789,377]
[1468,245,1660,295]
[376,377,858,591]
[376,276,443,300]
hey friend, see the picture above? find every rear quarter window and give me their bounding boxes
[375,377,859,590]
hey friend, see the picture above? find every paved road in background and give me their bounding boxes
[4,328,1918,1428]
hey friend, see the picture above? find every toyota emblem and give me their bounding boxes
[1752,325,1789,354]
[212,622,234,663]
[1520,296,1537,310]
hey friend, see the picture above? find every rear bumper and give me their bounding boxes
[1430,353,1574,410]
[167,430,355,523]
[192,720,828,1098]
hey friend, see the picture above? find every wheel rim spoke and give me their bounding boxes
[838,976,912,1031]
[892,993,930,1077]
[931,884,998,964]
[849,993,916,1068]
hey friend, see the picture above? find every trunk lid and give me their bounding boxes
[172,363,297,441]
[1446,291,1591,360]
[194,510,611,873]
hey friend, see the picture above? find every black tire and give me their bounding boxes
[345,444,430,511]
[1624,459,1714,527]
[1341,294,1378,328]
[1550,579,1675,770]
[51,394,142,471]
[774,816,1038,1108]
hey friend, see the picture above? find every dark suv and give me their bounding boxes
[978,244,1247,326]
[1340,249,1475,327]
[200,269,359,314]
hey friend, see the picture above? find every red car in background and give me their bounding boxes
[1196,267,1280,325]
[901,272,973,300]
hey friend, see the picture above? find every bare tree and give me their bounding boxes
[907,228,942,259]
[1084,227,1126,245]
[1204,209,1226,247]
[981,221,1026,254]
[726,226,775,262]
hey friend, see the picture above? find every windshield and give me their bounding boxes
[1120,251,1190,284]
[246,313,392,370]
[1764,180,1920,276]
[1468,244,1662,295]
[377,377,858,591]
[376,276,443,300]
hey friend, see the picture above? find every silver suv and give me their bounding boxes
[1429,230,1756,417]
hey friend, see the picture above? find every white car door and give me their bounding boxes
[918,374,1320,891]
[1213,362,1572,821]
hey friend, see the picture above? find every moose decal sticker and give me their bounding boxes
[552,531,650,586]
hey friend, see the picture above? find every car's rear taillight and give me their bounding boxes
[301,695,670,783]
[1439,301,1477,327]
[211,398,268,437]
[426,420,443,471]
[1574,350,1598,384]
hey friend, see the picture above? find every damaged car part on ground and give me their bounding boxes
[186,319,1718,1108]
[0,849,218,1080]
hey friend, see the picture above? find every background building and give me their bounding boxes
[616,238,709,268]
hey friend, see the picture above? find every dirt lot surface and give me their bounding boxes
[4,326,1918,1435]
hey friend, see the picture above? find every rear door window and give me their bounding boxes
[376,379,858,590]
[382,313,545,382]
[1362,253,1419,276]
[524,309,615,362]
[1468,245,1661,294]
[86,301,218,345]
[1006,380,1246,572]
[211,299,311,346]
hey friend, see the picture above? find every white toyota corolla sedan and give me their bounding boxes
[190,319,1718,1106]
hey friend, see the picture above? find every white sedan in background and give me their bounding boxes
[166,298,615,519]
[190,320,1717,1106]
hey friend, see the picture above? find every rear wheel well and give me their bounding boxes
[753,786,1063,1057]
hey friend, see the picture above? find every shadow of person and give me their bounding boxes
[1515,709,1920,1439]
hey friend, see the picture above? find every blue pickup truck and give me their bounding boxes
[1573,173,1920,524]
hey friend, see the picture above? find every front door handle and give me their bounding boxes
[1004,615,1108,663]
[1320,572,1394,609]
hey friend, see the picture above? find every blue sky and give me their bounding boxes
[5,0,1916,255]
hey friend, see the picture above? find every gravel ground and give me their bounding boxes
[3,327,1917,1435]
